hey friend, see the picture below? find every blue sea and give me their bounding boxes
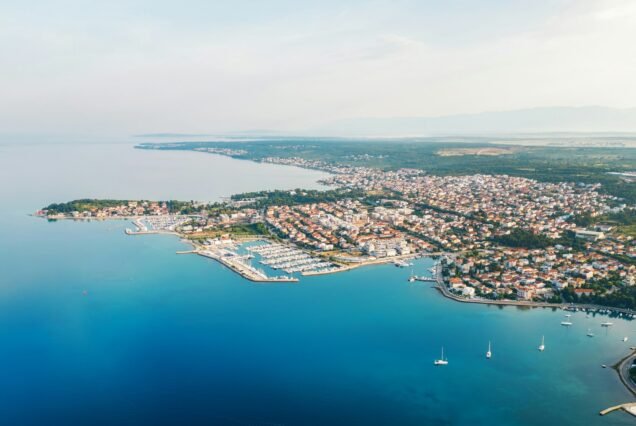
[0,143,634,425]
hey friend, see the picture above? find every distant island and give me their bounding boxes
[39,140,636,311]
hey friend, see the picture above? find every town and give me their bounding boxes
[39,159,636,309]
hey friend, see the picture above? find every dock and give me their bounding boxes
[600,402,636,416]
[196,249,298,283]
[412,275,436,282]
[249,242,337,275]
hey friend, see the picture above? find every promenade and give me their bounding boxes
[432,263,636,315]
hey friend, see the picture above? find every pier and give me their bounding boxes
[196,248,298,283]
[599,402,636,417]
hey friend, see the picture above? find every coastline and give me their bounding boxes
[599,351,636,416]
[37,213,636,316]
[432,262,636,315]
[614,350,636,396]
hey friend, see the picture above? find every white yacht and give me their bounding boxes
[587,328,594,337]
[538,336,545,352]
[601,322,614,327]
[560,321,573,326]
[486,341,492,359]
[408,268,416,282]
[623,336,629,342]
[434,347,448,365]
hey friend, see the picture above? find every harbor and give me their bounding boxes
[196,243,298,283]
[247,243,341,275]
[125,215,189,235]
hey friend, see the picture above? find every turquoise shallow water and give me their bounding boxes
[1,143,635,425]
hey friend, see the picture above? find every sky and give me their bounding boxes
[1,0,636,140]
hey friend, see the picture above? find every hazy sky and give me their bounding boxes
[1,0,636,139]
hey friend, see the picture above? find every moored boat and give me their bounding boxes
[434,347,448,365]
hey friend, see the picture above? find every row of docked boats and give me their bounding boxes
[560,314,627,340]
[248,242,337,274]
[564,305,636,320]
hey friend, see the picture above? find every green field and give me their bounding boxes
[137,137,636,202]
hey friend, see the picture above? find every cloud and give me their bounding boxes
[0,0,635,138]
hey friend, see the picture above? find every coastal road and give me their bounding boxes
[616,351,636,397]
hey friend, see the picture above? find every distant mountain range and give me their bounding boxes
[317,106,636,136]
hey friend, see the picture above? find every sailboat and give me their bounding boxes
[538,336,545,352]
[587,328,595,337]
[434,347,448,365]
[408,267,415,282]
[486,341,492,359]
[560,320,573,326]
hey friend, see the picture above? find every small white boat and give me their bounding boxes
[538,336,545,352]
[587,328,594,337]
[601,322,614,327]
[486,341,492,359]
[408,268,415,282]
[560,321,573,326]
[434,347,448,365]
[623,337,629,342]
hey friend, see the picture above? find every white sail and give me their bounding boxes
[434,347,448,365]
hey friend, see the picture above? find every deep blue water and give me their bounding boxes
[1,143,635,425]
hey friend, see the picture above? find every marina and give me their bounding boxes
[125,215,190,235]
[193,240,298,283]
[248,242,340,275]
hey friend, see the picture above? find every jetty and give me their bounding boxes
[412,275,436,282]
[599,402,636,417]
[196,248,298,283]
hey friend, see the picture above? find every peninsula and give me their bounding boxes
[39,154,636,312]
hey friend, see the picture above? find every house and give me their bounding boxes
[462,286,476,298]
[575,229,605,241]
[574,288,594,297]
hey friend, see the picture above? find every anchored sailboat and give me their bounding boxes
[587,328,594,337]
[434,347,448,365]
[486,341,492,359]
[538,336,545,352]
